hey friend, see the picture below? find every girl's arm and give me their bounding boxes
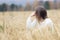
[48,21,55,34]
[26,12,36,30]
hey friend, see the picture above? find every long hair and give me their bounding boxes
[35,6,48,22]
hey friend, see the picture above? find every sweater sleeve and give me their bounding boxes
[26,12,37,30]
[48,21,55,34]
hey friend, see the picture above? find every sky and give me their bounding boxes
[0,0,34,5]
[0,0,59,5]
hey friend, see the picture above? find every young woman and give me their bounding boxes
[26,6,54,31]
[26,6,58,40]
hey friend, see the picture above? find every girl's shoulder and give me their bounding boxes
[44,18,53,25]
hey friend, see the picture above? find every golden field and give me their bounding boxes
[0,10,60,40]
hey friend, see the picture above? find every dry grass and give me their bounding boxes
[0,10,60,40]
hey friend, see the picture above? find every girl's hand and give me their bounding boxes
[30,12,35,17]
[30,12,36,21]
[31,14,35,17]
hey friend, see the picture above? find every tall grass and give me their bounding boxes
[0,10,60,40]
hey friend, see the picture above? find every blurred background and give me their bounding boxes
[0,0,60,11]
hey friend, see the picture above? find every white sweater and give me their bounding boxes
[26,13,55,33]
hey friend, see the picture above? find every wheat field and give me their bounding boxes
[0,10,60,40]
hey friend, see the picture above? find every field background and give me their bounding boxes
[0,10,60,40]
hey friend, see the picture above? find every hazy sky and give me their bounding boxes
[0,0,59,5]
[0,0,34,5]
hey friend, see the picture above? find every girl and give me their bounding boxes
[26,6,54,31]
[26,6,58,40]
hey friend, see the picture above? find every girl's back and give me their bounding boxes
[26,6,58,40]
